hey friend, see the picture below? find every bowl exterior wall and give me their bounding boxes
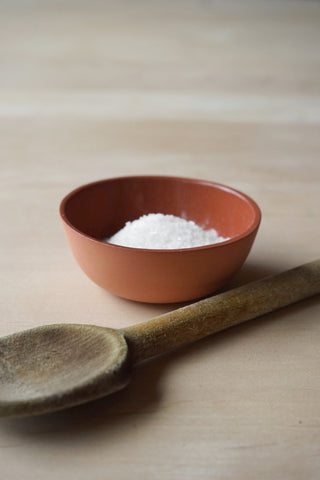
[62,223,258,303]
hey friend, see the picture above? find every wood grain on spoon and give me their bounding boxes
[0,259,319,418]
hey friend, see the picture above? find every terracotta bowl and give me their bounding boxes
[60,176,261,303]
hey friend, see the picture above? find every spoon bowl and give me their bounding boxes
[0,260,319,418]
[0,324,131,417]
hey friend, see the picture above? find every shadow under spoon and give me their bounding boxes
[0,259,319,418]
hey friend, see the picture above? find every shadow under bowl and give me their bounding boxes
[59,175,261,303]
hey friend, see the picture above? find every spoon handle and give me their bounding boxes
[122,259,320,364]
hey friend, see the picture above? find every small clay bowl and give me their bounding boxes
[60,176,261,303]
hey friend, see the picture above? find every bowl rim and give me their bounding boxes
[59,175,261,253]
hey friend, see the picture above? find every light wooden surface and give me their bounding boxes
[0,0,319,478]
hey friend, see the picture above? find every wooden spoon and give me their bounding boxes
[1,260,319,418]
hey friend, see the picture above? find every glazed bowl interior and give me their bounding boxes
[62,176,257,244]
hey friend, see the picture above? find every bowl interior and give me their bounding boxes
[62,176,258,244]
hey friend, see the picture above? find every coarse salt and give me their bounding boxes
[106,213,229,249]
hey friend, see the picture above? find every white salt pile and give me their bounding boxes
[106,213,229,249]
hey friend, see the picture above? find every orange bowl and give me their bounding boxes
[59,176,261,303]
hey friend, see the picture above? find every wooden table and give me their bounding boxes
[0,1,319,478]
